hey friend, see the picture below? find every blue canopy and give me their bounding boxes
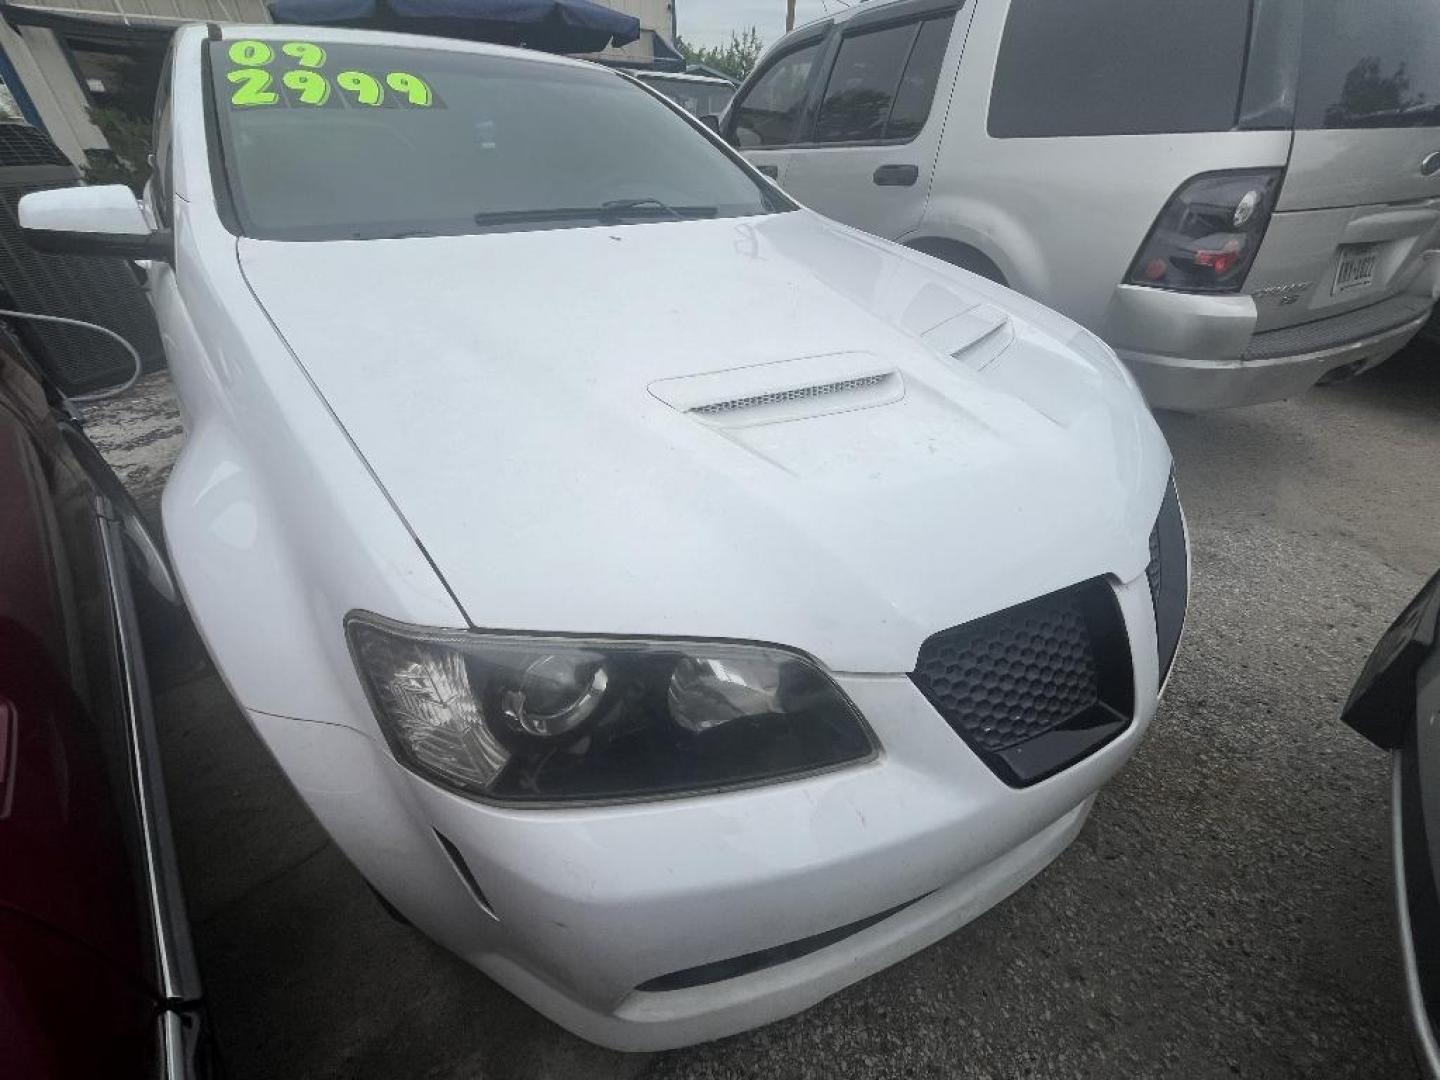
[268,0,642,53]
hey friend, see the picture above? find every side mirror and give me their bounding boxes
[19,185,172,262]
[699,113,721,134]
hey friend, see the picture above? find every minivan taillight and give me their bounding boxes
[1125,170,1283,294]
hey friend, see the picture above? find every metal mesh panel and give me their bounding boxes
[0,127,164,396]
[912,590,1100,754]
[0,125,73,167]
[691,374,890,415]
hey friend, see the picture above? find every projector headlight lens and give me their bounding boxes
[347,614,875,803]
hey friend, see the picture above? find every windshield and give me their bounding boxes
[207,39,789,240]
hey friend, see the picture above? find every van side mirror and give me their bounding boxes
[19,185,173,263]
[699,113,721,134]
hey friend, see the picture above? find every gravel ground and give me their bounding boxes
[83,371,183,518]
[93,340,1440,1080]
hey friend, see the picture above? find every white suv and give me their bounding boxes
[724,0,1440,410]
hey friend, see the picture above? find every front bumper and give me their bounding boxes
[1105,284,1433,411]
[248,574,1160,1050]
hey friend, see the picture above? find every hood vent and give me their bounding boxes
[692,373,892,416]
[922,303,1014,372]
[650,353,903,428]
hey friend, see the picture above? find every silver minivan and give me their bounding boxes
[723,0,1440,410]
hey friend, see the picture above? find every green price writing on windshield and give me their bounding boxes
[386,72,432,106]
[282,41,327,68]
[227,67,279,107]
[225,40,436,110]
[283,69,331,105]
[337,71,384,106]
[228,39,273,66]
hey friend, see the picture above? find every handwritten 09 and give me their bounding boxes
[226,39,435,109]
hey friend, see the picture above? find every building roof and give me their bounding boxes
[1,0,270,31]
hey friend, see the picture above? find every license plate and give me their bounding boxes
[1333,244,1380,295]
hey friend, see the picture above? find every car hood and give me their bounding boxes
[238,211,1168,673]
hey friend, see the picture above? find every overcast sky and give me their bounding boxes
[676,0,834,48]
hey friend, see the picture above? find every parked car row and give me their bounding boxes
[3,0,1436,1067]
[721,0,1440,410]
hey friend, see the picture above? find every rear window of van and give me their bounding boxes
[988,0,1251,138]
[1295,0,1440,129]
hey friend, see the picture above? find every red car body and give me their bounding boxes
[0,325,205,1079]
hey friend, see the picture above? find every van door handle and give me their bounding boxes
[873,164,919,187]
[1422,151,1440,177]
[756,164,780,180]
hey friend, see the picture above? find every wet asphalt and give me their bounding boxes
[100,338,1440,1079]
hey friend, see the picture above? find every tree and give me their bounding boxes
[1324,56,1428,127]
[82,106,152,193]
[676,27,765,80]
[77,48,165,193]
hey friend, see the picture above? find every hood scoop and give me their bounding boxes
[650,352,903,428]
[921,303,1014,372]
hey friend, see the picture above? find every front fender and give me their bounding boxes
[163,423,337,721]
[157,197,466,731]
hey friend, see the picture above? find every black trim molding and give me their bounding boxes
[23,227,173,262]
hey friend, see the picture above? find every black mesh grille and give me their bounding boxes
[1147,525,1162,614]
[911,579,1134,786]
[913,592,1097,754]
[637,892,930,993]
[1149,476,1188,684]
[0,124,73,167]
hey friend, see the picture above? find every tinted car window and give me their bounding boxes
[988,0,1250,138]
[731,41,822,147]
[151,46,174,226]
[813,23,917,143]
[887,15,955,141]
[1295,0,1440,129]
[208,42,789,240]
[636,75,734,118]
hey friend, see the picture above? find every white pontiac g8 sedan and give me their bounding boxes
[20,25,1188,1050]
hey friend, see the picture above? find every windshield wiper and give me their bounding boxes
[603,199,719,221]
[351,228,445,240]
[473,207,611,225]
[472,203,719,227]
[601,197,683,220]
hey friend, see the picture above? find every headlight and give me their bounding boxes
[346,614,876,804]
